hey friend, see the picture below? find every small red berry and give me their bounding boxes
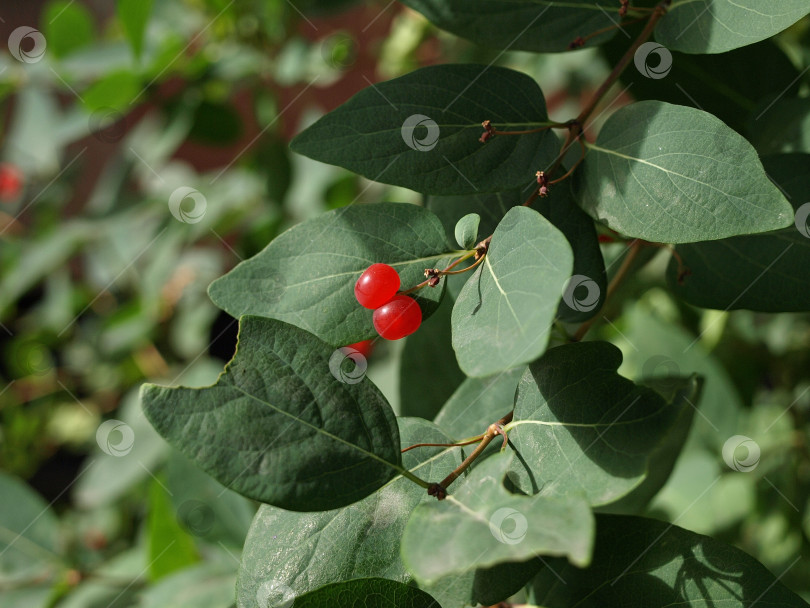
[354,263,400,309]
[346,339,374,358]
[0,163,23,202]
[373,295,422,340]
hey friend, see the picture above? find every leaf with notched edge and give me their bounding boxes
[142,316,402,512]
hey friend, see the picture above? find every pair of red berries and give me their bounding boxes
[354,263,422,340]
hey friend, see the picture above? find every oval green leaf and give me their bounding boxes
[208,203,454,347]
[574,101,793,243]
[452,206,573,377]
[290,64,559,195]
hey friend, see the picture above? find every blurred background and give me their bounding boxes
[1,1,809,606]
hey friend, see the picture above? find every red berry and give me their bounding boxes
[0,164,23,202]
[354,263,400,309]
[373,295,422,340]
[346,339,374,358]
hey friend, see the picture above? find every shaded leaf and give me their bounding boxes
[43,0,94,58]
[507,341,694,505]
[574,101,793,243]
[749,97,810,156]
[208,203,454,346]
[399,0,618,53]
[291,65,559,195]
[668,154,810,312]
[399,296,466,421]
[454,213,480,250]
[236,418,478,608]
[434,367,525,440]
[292,578,439,608]
[602,36,800,134]
[529,514,809,607]
[656,0,810,54]
[452,207,573,377]
[142,317,403,511]
[401,452,593,585]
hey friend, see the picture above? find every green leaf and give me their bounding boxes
[454,213,480,250]
[139,562,236,608]
[401,452,594,585]
[141,317,403,511]
[0,472,62,586]
[668,154,810,311]
[613,303,744,452]
[399,0,618,53]
[117,0,153,60]
[434,367,525,440]
[292,578,439,608]
[236,418,475,608]
[82,71,142,112]
[452,207,573,377]
[146,478,199,581]
[602,37,801,134]
[598,375,703,514]
[656,0,810,54]
[507,341,694,505]
[399,296,466,421]
[166,452,255,547]
[208,203,454,347]
[574,101,793,243]
[43,0,95,58]
[529,514,809,607]
[290,65,560,195]
[430,187,606,322]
